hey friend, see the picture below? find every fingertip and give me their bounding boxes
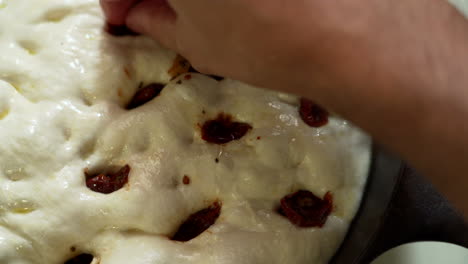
[126,0,177,49]
[100,0,141,25]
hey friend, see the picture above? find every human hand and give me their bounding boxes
[100,0,467,106]
[100,0,401,97]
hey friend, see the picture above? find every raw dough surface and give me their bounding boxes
[0,1,373,263]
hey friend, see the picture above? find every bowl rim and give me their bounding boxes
[370,241,468,264]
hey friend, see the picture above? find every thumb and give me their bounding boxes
[126,0,178,49]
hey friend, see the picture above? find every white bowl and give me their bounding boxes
[371,242,468,264]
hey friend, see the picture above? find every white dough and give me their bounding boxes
[0,1,373,263]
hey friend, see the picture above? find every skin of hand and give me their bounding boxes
[101,0,468,217]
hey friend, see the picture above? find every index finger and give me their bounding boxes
[100,0,141,25]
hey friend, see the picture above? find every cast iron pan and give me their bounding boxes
[330,145,404,263]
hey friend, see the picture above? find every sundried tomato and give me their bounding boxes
[85,165,130,194]
[127,83,164,109]
[168,55,191,79]
[201,114,252,144]
[299,98,329,127]
[183,175,191,185]
[172,202,221,242]
[279,190,333,227]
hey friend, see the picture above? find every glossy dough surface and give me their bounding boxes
[0,0,373,263]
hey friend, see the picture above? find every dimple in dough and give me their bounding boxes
[0,0,376,263]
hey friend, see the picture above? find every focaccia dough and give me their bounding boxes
[0,1,372,263]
